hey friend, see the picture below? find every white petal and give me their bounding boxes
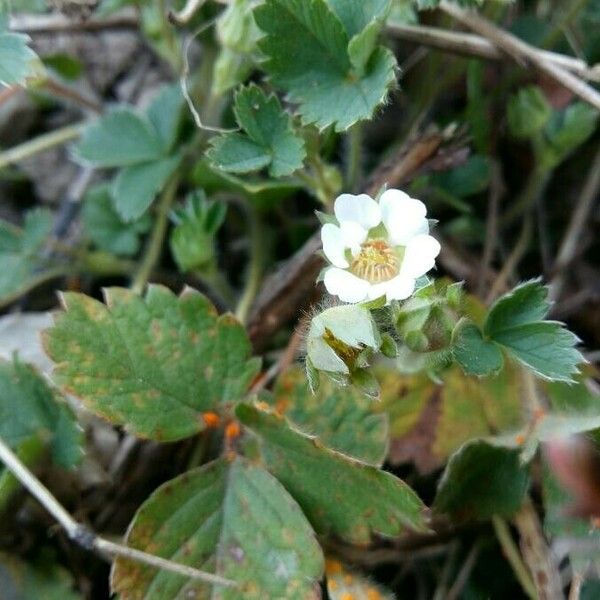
[334,193,381,229]
[385,274,417,301]
[401,234,441,279]
[321,223,348,268]
[323,268,370,303]
[367,280,390,300]
[340,221,367,255]
[379,189,429,246]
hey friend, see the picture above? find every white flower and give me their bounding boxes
[321,189,441,304]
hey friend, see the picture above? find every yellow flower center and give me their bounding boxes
[350,239,399,283]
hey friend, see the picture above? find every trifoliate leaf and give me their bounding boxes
[0,32,39,86]
[74,108,166,168]
[270,367,388,466]
[208,84,306,177]
[254,0,397,131]
[381,364,522,473]
[0,357,82,469]
[433,440,529,520]
[111,457,324,599]
[0,552,82,600]
[82,184,151,256]
[484,280,583,382]
[237,403,428,543]
[325,558,394,600]
[43,286,261,442]
[111,154,181,222]
[0,209,60,309]
[452,319,504,376]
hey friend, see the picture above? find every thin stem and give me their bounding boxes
[131,175,180,294]
[0,435,235,588]
[542,0,589,49]
[0,122,84,170]
[492,516,537,600]
[346,123,363,192]
[500,166,550,229]
[235,205,264,325]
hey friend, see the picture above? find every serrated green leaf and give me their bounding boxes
[74,108,166,168]
[43,286,261,442]
[507,85,552,139]
[111,154,181,222]
[208,85,306,177]
[271,367,388,465]
[0,552,82,600]
[146,84,184,154]
[434,440,529,520]
[452,320,504,376]
[0,32,39,86]
[0,357,82,469]
[111,456,324,599]
[484,281,583,382]
[254,0,396,131]
[82,184,151,256]
[0,209,60,308]
[237,403,427,543]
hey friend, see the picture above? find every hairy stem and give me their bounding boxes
[346,123,363,192]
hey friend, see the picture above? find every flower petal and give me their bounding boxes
[340,221,367,255]
[385,274,417,301]
[379,189,429,246]
[321,223,349,268]
[401,234,441,279]
[323,268,370,303]
[334,193,381,229]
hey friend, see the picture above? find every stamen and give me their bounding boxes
[350,239,399,283]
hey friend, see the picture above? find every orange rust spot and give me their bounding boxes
[255,401,270,412]
[275,396,290,415]
[343,574,353,585]
[325,558,343,575]
[367,588,382,600]
[249,371,264,389]
[328,579,338,591]
[515,434,526,445]
[202,412,220,428]
[340,593,354,600]
[225,421,241,440]
[590,516,600,529]
[533,407,547,422]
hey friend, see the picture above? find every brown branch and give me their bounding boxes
[9,10,139,34]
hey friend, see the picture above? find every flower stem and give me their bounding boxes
[492,515,537,600]
[131,174,180,294]
[0,122,84,170]
[346,122,363,192]
[235,205,264,325]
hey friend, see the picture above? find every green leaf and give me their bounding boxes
[270,367,388,465]
[430,154,491,197]
[0,552,82,600]
[507,85,552,139]
[146,84,184,154]
[0,31,39,86]
[254,0,397,131]
[42,53,83,80]
[237,403,427,543]
[43,286,261,442]
[111,456,324,599]
[111,154,181,222]
[452,320,504,376]
[0,209,60,308]
[381,364,522,473]
[82,184,151,256]
[74,108,166,168]
[208,84,306,177]
[484,280,583,382]
[0,357,82,468]
[434,440,529,520]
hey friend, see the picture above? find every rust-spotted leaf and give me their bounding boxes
[271,367,388,466]
[43,285,261,441]
[237,403,428,543]
[325,558,394,600]
[111,456,323,599]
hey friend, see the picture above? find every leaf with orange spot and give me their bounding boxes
[379,364,522,473]
[325,560,394,600]
[43,285,261,442]
[237,403,428,544]
[111,456,323,599]
[270,367,388,466]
